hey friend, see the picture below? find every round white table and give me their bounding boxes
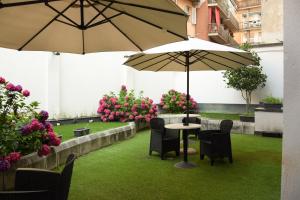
[165,123,201,169]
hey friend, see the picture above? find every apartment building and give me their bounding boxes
[174,0,239,46]
[174,0,282,46]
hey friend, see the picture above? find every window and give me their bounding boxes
[191,7,197,25]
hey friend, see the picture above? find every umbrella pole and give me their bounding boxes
[184,51,190,126]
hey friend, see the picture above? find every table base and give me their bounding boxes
[174,161,197,169]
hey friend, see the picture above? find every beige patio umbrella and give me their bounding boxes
[124,38,255,124]
[0,0,188,54]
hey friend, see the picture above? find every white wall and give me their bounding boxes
[282,0,300,199]
[0,48,49,109]
[0,44,283,118]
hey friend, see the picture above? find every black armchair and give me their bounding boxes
[0,154,76,200]
[149,118,180,160]
[198,120,233,166]
[182,117,201,138]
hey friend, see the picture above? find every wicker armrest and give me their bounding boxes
[0,190,49,200]
[15,168,60,192]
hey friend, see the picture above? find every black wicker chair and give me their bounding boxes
[149,118,180,160]
[182,117,201,138]
[0,154,76,200]
[198,120,233,166]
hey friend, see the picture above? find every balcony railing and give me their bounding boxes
[241,21,261,30]
[226,11,239,30]
[208,23,238,46]
[208,0,239,30]
[237,0,261,8]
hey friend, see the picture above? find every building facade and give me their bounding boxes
[174,0,283,46]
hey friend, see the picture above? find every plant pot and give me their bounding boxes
[240,115,255,122]
[74,128,90,137]
[261,103,283,110]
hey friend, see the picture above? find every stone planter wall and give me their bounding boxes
[1,122,136,191]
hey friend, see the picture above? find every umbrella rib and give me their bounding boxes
[230,52,256,63]
[203,50,250,66]
[189,52,209,65]
[18,0,78,51]
[200,59,218,71]
[87,0,143,51]
[99,0,188,16]
[86,1,114,27]
[124,54,145,65]
[199,56,235,70]
[87,13,123,29]
[166,52,186,66]
[0,0,59,8]
[155,53,182,72]
[46,3,80,27]
[130,53,168,67]
[93,0,188,40]
[139,55,176,71]
[55,19,78,28]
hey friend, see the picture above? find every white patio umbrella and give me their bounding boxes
[0,0,188,54]
[124,38,255,124]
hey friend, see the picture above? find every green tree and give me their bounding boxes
[223,43,267,113]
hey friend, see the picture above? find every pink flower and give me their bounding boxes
[149,109,154,114]
[0,77,5,84]
[149,99,153,104]
[102,118,107,122]
[183,106,186,110]
[104,109,111,115]
[22,90,30,97]
[38,145,51,156]
[110,98,117,105]
[44,122,53,132]
[125,96,129,101]
[129,115,134,120]
[145,117,151,122]
[109,115,114,121]
[30,119,44,132]
[115,105,121,109]
[163,105,169,109]
[116,111,120,116]
[97,107,102,114]
[124,102,129,107]
[15,85,22,92]
[6,83,15,91]
[133,111,138,116]
[6,152,21,164]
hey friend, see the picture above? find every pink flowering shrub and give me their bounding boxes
[97,85,158,123]
[160,89,198,113]
[0,76,61,172]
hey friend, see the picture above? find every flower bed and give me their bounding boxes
[160,89,198,113]
[0,76,61,174]
[97,85,158,123]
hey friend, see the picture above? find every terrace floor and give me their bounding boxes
[67,130,282,200]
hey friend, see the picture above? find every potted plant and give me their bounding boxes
[223,43,267,122]
[260,96,283,110]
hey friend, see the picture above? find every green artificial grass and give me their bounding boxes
[68,131,282,200]
[53,122,128,141]
[200,112,241,120]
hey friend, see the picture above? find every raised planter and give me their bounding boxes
[255,107,283,138]
[74,128,90,137]
[0,122,136,191]
[259,102,283,110]
[240,115,255,122]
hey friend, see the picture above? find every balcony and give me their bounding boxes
[240,21,261,30]
[237,0,261,9]
[208,0,239,31]
[208,23,239,46]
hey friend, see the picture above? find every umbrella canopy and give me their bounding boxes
[124,37,254,72]
[124,38,255,124]
[0,0,188,54]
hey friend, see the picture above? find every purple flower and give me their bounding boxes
[21,124,32,135]
[39,110,49,122]
[15,85,23,93]
[0,159,11,172]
